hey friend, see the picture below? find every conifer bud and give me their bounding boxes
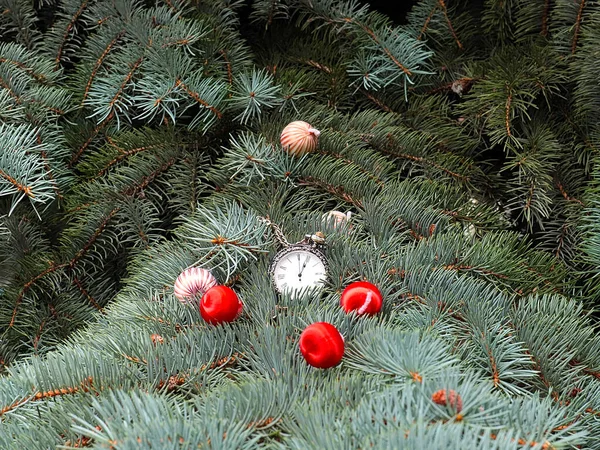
[432,389,463,413]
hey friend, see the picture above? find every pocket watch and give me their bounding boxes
[261,218,329,294]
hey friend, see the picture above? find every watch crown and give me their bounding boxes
[311,231,325,244]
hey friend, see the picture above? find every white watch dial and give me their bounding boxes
[272,248,327,293]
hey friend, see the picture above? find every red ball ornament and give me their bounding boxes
[299,322,344,369]
[340,281,383,315]
[280,120,320,156]
[200,285,243,325]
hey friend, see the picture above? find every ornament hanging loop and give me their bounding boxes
[258,217,325,248]
[258,217,290,247]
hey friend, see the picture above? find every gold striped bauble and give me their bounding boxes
[280,121,320,156]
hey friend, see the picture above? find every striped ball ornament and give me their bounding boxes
[173,267,218,303]
[323,210,352,229]
[280,121,320,156]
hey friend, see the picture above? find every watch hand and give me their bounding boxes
[298,256,309,277]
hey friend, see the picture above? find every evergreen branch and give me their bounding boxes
[81,31,126,104]
[8,263,67,327]
[0,78,64,117]
[0,77,21,104]
[571,0,585,54]
[122,158,177,196]
[349,19,413,76]
[39,150,63,200]
[96,145,160,179]
[489,433,551,449]
[398,290,427,305]
[542,0,550,36]
[219,49,233,85]
[201,352,243,371]
[360,89,393,112]
[442,264,509,280]
[0,376,95,417]
[54,1,90,70]
[72,277,104,312]
[556,181,584,206]
[156,374,187,391]
[32,319,46,352]
[0,168,34,198]
[485,343,500,387]
[120,353,147,364]
[9,208,118,327]
[505,92,512,137]
[69,114,113,166]
[175,79,223,119]
[299,176,364,208]
[64,431,98,448]
[384,149,470,181]
[438,0,462,50]
[0,57,47,83]
[315,149,384,186]
[140,315,184,332]
[417,5,437,40]
[302,59,333,74]
[68,208,119,269]
[108,57,144,110]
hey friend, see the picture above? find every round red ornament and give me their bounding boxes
[200,285,243,325]
[280,120,320,156]
[299,322,344,369]
[340,281,383,315]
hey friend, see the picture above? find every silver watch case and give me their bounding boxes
[269,243,329,294]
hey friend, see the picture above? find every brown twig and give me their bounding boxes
[346,18,412,76]
[175,79,223,118]
[299,176,364,208]
[96,145,159,178]
[108,57,143,109]
[69,112,114,167]
[0,57,47,82]
[82,31,126,104]
[72,277,104,312]
[54,1,89,70]
[417,5,437,40]
[0,169,35,198]
[541,0,551,36]
[571,0,586,54]
[505,92,512,137]
[438,0,463,49]
[0,377,94,416]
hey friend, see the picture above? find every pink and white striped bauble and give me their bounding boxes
[173,267,218,303]
[323,210,352,229]
[280,121,320,156]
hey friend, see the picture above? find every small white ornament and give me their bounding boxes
[323,210,352,229]
[173,267,218,303]
[280,121,320,156]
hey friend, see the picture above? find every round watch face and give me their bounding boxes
[270,245,328,294]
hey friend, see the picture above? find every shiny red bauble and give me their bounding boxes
[299,322,344,368]
[340,281,383,315]
[200,285,242,325]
